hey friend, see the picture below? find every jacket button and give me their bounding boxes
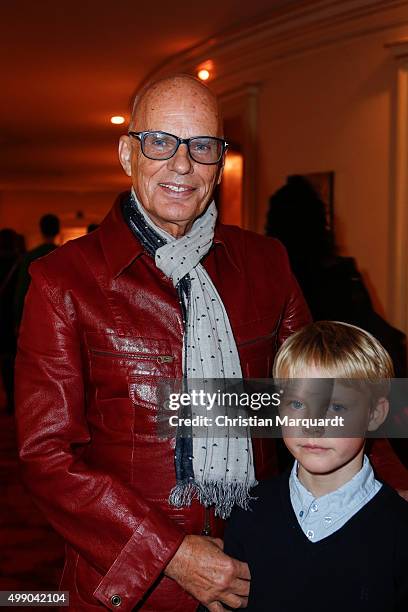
[111,595,122,607]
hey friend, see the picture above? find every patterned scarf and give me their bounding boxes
[123,190,256,518]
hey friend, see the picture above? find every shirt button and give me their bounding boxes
[111,595,122,607]
[311,503,318,512]
[306,529,314,540]
[299,510,304,517]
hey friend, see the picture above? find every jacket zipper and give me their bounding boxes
[90,348,174,364]
[201,507,211,536]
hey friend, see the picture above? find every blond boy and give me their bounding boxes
[224,321,408,612]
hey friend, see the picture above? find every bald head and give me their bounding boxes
[129,74,223,136]
[119,73,226,238]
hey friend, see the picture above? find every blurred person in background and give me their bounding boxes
[0,229,23,413]
[14,213,60,327]
[266,175,407,377]
[266,175,408,474]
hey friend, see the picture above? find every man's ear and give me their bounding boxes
[118,135,132,177]
[367,397,389,431]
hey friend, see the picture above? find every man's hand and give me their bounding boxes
[397,489,408,502]
[165,535,250,610]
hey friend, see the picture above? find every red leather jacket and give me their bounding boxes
[15,194,311,610]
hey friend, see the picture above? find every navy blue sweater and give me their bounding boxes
[224,472,408,611]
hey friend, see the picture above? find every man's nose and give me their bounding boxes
[167,143,193,174]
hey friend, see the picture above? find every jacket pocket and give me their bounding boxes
[127,373,179,440]
[87,334,176,401]
[91,348,174,365]
[128,374,178,489]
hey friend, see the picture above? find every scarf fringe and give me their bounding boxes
[168,479,258,519]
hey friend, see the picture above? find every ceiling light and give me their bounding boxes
[110,116,125,125]
[197,69,210,81]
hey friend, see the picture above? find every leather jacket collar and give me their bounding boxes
[99,191,229,279]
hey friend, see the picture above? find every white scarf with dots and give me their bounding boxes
[133,194,256,518]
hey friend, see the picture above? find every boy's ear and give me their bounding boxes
[367,397,389,432]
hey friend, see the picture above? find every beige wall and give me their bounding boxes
[257,29,401,319]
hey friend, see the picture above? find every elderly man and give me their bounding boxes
[15,75,310,611]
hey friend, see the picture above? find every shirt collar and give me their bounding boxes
[99,190,230,279]
[289,455,377,523]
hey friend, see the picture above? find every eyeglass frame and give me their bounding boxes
[128,130,228,165]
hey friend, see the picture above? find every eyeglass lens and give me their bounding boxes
[142,132,223,163]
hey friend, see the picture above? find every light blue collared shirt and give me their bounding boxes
[289,455,382,542]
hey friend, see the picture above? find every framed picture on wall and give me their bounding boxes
[288,171,335,232]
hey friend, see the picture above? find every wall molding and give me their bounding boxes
[146,0,408,94]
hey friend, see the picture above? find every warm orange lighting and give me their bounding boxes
[60,227,87,244]
[219,151,243,226]
[110,115,125,125]
[197,69,210,81]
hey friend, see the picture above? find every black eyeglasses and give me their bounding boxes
[128,130,228,164]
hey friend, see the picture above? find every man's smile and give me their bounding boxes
[158,182,196,195]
